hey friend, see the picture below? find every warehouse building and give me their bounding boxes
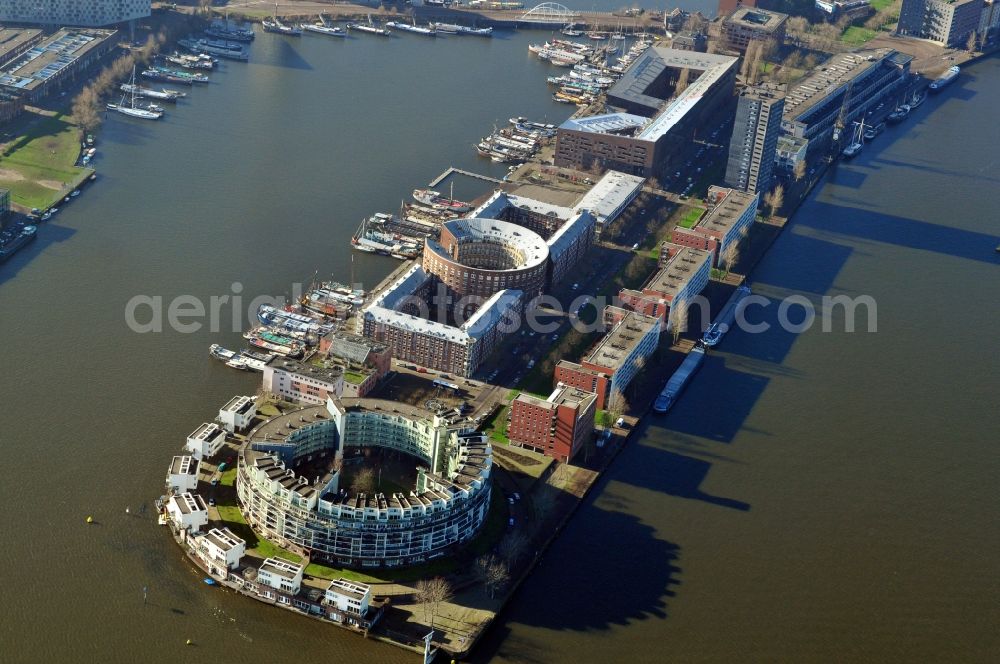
[554,48,738,177]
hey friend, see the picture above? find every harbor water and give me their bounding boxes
[1,20,997,664]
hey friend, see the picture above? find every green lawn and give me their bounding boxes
[343,370,367,385]
[0,113,90,209]
[870,0,895,10]
[841,26,877,45]
[219,468,237,487]
[677,207,705,229]
[483,405,511,444]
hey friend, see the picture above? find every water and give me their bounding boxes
[0,24,997,664]
[477,57,1000,662]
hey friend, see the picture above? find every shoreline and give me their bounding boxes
[105,13,999,661]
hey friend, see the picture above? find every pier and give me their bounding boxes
[427,167,505,188]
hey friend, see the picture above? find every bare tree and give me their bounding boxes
[531,486,557,523]
[722,239,741,277]
[475,554,511,598]
[606,388,628,425]
[793,160,807,183]
[498,531,529,566]
[966,30,978,53]
[765,183,785,218]
[350,467,375,494]
[674,68,691,96]
[414,577,453,627]
[71,87,101,133]
[671,298,689,344]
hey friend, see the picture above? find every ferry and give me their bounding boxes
[303,22,347,37]
[702,285,751,347]
[929,65,959,93]
[262,18,303,36]
[0,223,37,263]
[120,83,185,102]
[653,345,706,413]
[412,189,472,213]
[386,21,437,36]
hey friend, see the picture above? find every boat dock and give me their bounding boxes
[428,167,504,188]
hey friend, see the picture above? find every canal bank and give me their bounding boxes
[0,17,997,664]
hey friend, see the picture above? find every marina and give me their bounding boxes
[1,7,998,664]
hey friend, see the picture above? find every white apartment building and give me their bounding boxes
[166,454,199,494]
[325,579,372,620]
[194,527,246,572]
[257,558,304,597]
[185,422,226,460]
[166,492,208,533]
[218,395,256,433]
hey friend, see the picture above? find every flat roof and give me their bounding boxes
[585,311,658,372]
[203,527,244,552]
[189,421,224,441]
[170,492,207,515]
[0,29,113,92]
[559,111,648,135]
[248,404,329,445]
[574,170,646,220]
[169,455,198,476]
[222,395,255,415]
[328,578,370,600]
[724,7,789,31]
[607,47,738,127]
[439,217,549,270]
[260,557,303,578]
[643,246,711,301]
[783,49,897,122]
[266,357,344,383]
[695,187,758,237]
[516,383,596,411]
[0,27,42,66]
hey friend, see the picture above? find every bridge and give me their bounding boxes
[517,2,581,25]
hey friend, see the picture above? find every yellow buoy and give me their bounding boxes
[86,516,93,524]
[185,639,193,646]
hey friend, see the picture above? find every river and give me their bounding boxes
[0,14,997,664]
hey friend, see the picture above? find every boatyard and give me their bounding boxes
[2,2,999,663]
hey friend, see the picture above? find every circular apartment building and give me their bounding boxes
[236,397,493,569]
[423,217,549,301]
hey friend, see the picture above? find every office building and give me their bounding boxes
[898,0,984,47]
[726,84,785,194]
[720,7,788,53]
[508,384,597,462]
[0,0,150,27]
[669,186,759,266]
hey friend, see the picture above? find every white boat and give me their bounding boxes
[430,22,492,36]
[120,83,184,102]
[303,22,347,37]
[209,344,237,361]
[108,67,163,120]
[348,16,391,36]
[386,21,436,36]
[929,65,959,92]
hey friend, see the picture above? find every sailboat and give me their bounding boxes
[841,120,865,158]
[107,67,163,120]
